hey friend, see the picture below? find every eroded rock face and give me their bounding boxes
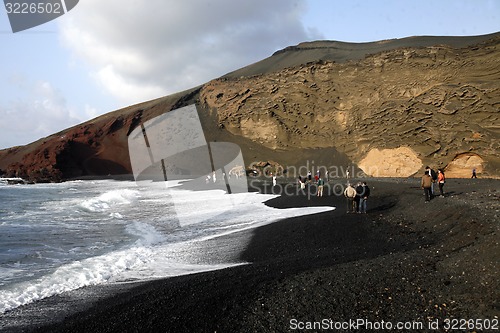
[200,37,499,177]
[445,153,485,178]
[358,147,422,177]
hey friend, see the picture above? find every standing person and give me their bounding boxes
[425,166,437,196]
[344,183,357,213]
[317,177,324,197]
[307,171,312,183]
[346,167,350,180]
[437,169,446,197]
[354,182,363,213]
[421,171,432,203]
[471,168,477,178]
[298,176,306,193]
[272,174,277,187]
[359,181,370,213]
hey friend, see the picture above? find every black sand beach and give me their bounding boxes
[3,178,499,333]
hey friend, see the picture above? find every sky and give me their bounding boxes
[0,0,498,149]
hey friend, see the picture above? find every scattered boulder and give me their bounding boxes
[358,147,422,177]
[7,178,25,185]
[228,165,245,178]
[248,161,285,177]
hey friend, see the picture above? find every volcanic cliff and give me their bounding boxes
[0,33,499,182]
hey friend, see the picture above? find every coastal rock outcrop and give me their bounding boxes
[357,147,422,177]
[200,35,499,177]
[445,152,485,178]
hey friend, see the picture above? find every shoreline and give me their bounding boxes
[2,172,499,187]
[2,178,498,332]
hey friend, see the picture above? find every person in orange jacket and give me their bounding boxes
[437,169,446,197]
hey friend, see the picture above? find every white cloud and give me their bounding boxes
[94,65,165,104]
[59,0,317,107]
[0,79,82,148]
[84,104,100,119]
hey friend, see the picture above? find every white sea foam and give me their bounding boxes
[79,189,140,212]
[0,246,155,313]
[110,212,124,219]
[126,221,166,246]
[0,222,233,313]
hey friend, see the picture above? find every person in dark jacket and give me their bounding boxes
[359,182,370,213]
[354,182,363,213]
[425,166,437,196]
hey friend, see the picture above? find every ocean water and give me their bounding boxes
[0,179,333,314]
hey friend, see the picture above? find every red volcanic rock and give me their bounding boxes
[0,109,146,182]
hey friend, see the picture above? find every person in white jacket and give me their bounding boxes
[344,183,357,213]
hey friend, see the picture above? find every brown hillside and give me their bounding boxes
[0,33,499,181]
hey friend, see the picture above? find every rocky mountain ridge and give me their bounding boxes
[0,33,499,182]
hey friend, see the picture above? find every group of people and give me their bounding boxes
[295,170,371,208]
[297,172,326,197]
[343,181,370,213]
[421,166,446,202]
